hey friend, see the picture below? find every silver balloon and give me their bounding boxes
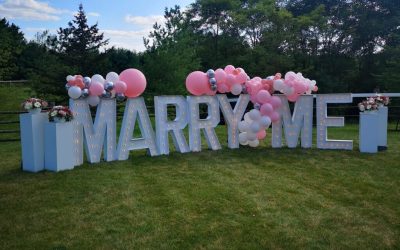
[116,93,126,102]
[102,90,112,98]
[210,85,217,91]
[65,83,70,91]
[207,69,215,78]
[83,77,91,88]
[209,77,217,85]
[81,88,89,98]
[105,82,114,91]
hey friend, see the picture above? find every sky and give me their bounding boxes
[0,0,194,51]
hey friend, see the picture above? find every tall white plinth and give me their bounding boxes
[44,122,74,172]
[19,112,47,172]
[359,112,379,153]
[377,106,388,150]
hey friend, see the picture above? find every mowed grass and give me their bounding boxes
[0,123,400,249]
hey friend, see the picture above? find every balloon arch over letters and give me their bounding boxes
[64,65,355,167]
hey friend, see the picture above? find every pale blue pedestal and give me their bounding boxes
[19,112,47,172]
[44,122,74,172]
[377,106,388,150]
[359,112,379,153]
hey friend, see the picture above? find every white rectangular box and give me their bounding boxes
[44,122,74,172]
[19,112,47,172]
[359,112,379,153]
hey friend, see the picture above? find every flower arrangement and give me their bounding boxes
[374,95,390,106]
[358,97,378,112]
[48,106,74,122]
[21,98,48,111]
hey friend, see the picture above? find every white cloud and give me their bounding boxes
[124,14,164,28]
[0,0,69,21]
[88,12,100,17]
[102,29,152,52]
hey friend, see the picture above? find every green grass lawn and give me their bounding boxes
[0,123,399,249]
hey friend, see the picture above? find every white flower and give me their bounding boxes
[51,111,58,117]
[24,103,32,109]
[34,102,41,108]
[366,105,371,110]
[359,105,365,111]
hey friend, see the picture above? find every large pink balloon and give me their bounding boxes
[89,81,104,96]
[114,80,127,94]
[119,68,147,98]
[225,74,236,87]
[215,68,227,85]
[185,71,209,96]
[270,112,280,122]
[256,90,271,104]
[217,83,229,93]
[260,103,273,116]
[235,72,248,84]
[270,96,282,109]
[224,65,235,74]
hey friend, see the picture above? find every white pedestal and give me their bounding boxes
[19,112,47,172]
[44,122,74,172]
[377,106,388,150]
[359,112,379,153]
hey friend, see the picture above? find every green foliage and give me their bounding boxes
[0,18,26,80]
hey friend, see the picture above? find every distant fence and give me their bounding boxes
[0,80,29,87]
[0,93,399,143]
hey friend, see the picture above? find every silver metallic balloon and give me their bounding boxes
[254,103,261,110]
[81,88,89,98]
[83,77,91,88]
[101,90,111,98]
[209,77,217,85]
[116,93,126,102]
[207,69,215,78]
[105,82,114,91]
[210,85,217,91]
[65,83,70,91]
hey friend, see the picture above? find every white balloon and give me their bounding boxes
[250,121,261,133]
[68,86,82,99]
[88,96,100,107]
[239,132,248,145]
[246,131,257,141]
[238,120,250,133]
[106,72,119,83]
[66,75,74,82]
[92,74,105,84]
[249,109,261,121]
[259,116,272,128]
[244,112,252,122]
[273,79,284,91]
[248,139,259,147]
[231,84,242,95]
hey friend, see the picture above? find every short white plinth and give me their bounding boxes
[44,122,74,172]
[359,112,379,153]
[377,106,388,150]
[19,112,47,172]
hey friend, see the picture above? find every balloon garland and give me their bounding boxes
[65,68,147,107]
[185,65,318,147]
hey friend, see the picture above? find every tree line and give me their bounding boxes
[0,0,399,103]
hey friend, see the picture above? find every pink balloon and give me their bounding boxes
[256,90,271,104]
[224,65,235,74]
[235,72,248,84]
[185,71,209,96]
[257,130,266,140]
[260,103,273,116]
[270,96,282,109]
[215,69,227,85]
[89,81,104,96]
[250,95,258,104]
[313,86,318,92]
[226,74,236,87]
[206,89,217,96]
[270,112,280,122]
[287,93,299,102]
[114,80,127,94]
[120,68,147,98]
[217,83,229,93]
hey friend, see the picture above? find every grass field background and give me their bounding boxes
[0,86,399,249]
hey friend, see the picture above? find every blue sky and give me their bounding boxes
[0,0,194,51]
